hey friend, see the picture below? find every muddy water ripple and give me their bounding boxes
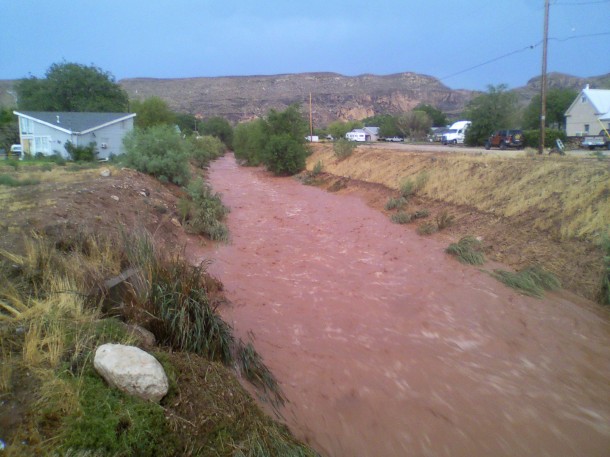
[193,154,610,457]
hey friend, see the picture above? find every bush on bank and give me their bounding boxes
[232,104,310,176]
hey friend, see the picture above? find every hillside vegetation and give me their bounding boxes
[306,144,609,301]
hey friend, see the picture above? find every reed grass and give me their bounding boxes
[446,236,485,265]
[491,265,561,298]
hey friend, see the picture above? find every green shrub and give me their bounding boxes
[122,125,190,185]
[233,119,268,166]
[262,133,308,176]
[522,129,567,149]
[64,140,97,161]
[312,160,323,176]
[413,209,429,219]
[180,178,229,241]
[400,179,415,198]
[446,236,485,265]
[0,174,40,187]
[436,210,454,230]
[391,211,412,224]
[188,135,225,168]
[417,222,438,235]
[333,138,356,159]
[492,265,561,298]
[385,196,406,210]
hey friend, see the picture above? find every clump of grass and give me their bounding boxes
[391,211,412,224]
[400,172,428,199]
[236,341,285,407]
[147,259,234,363]
[333,138,356,159]
[385,196,407,210]
[417,222,438,235]
[179,177,229,242]
[436,210,455,230]
[446,236,485,265]
[491,265,561,298]
[413,209,429,219]
[312,160,323,176]
[0,174,41,187]
[600,235,610,305]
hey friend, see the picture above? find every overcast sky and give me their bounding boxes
[2,0,609,91]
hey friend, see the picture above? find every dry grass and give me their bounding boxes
[307,144,610,241]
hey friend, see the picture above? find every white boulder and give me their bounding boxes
[94,343,168,402]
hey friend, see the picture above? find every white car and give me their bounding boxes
[10,144,22,159]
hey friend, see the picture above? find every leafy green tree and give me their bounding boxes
[131,97,175,129]
[361,114,399,137]
[395,111,432,139]
[122,125,190,185]
[263,134,306,176]
[464,84,518,146]
[327,119,363,140]
[414,104,447,127]
[0,107,19,152]
[233,119,267,166]
[522,88,577,130]
[16,62,128,112]
[200,116,234,149]
[188,135,225,168]
[175,113,198,136]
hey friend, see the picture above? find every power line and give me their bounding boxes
[554,0,610,5]
[439,30,610,82]
[439,43,541,81]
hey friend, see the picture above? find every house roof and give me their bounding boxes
[363,126,380,135]
[565,86,610,121]
[13,111,136,134]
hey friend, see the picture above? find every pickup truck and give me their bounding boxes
[581,130,610,150]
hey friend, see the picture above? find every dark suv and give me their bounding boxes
[485,130,524,150]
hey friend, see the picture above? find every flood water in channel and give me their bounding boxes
[193,154,610,457]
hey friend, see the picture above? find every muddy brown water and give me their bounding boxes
[193,154,610,457]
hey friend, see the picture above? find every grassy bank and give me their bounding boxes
[0,231,316,456]
[306,144,609,302]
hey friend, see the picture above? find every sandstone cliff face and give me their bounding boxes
[119,72,474,125]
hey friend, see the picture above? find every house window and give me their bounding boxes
[584,124,590,133]
[33,136,51,154]
[20,117,33,134]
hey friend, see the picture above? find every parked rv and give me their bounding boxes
[442,121,471,145]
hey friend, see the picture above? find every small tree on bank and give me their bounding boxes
[465,84,518,146]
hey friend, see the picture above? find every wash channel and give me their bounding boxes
[192,153,610,457]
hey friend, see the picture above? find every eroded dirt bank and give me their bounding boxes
[197,154,610,457]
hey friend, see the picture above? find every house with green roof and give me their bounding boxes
[13,111,136,159]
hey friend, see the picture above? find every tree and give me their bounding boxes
[395,111,432,139]
[326,119,363,140]
[414,104,447,127]
[361,114,399,137]
[131,97,175,129]
[522,88,577,130]
[175,113,198,136]
[0,107,19,152]
[16,62,128,112]
[200,116,234,149]
[464,84,518,146]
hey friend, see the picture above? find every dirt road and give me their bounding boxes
[196,153,610,457]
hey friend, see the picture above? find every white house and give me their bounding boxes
[345,126,380,142]
[13,111,136,159]
[564,85,610,137]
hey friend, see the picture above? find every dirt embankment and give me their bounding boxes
[306,143,610,302]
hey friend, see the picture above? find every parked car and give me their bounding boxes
[9,144,22,158]
[429,128,450,142]
[385,137,404,142]
[485,130,524,150]
[581,130,610,150]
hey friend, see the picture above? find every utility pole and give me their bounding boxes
[309,92,314,141]
[539,0,550,154]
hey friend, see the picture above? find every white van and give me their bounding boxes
[442,121,471,145]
